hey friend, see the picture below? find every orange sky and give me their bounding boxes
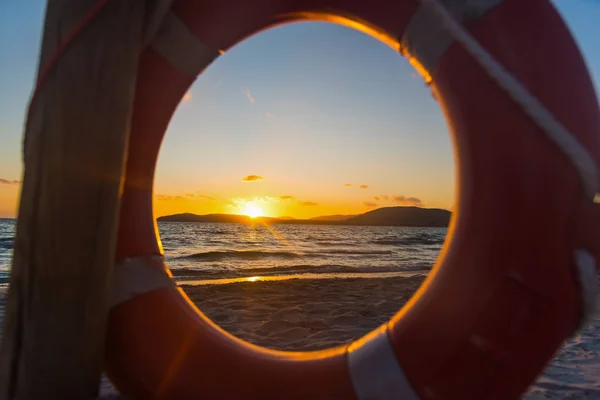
[152,174,454,219]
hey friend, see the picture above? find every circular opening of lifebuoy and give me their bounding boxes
[150,20,454,352]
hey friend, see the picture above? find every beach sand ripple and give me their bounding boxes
[182,275,425,351]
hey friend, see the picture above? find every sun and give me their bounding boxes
[241,202,265,218]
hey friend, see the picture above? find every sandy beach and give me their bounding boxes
[183,274,425,351]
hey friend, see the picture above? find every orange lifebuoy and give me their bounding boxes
[106,0,600,398]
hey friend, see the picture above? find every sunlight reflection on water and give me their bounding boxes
[180,271,424,286]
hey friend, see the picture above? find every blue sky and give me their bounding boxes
[0,1,599,218]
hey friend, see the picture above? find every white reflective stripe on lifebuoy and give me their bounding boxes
[574,249,598,332]
[402,0,502,73]
[111,255,175,307]
[347,325,420,400]
[150,12,221,77]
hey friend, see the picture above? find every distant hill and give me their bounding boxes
[157,213,253,224]
[343,207,450,227]
[310,214,355,221]
[158,206,451,227]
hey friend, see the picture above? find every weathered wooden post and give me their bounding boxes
[0,1,170,398]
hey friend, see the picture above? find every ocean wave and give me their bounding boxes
[312,241,359,247]
[242,264,428,275]
[0,238,13,249]
[319,249,393,255]
[370,235,445,246]
[305,236,335,241]
[0,270,11,284]
[178,250,304,261]
[176,248,396,262]
[207,230,228,235]
[170,263,432,279]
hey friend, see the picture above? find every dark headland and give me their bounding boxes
[157,206,451,227]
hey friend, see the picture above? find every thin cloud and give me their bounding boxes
[374,196,380,201]
[230,196,276,206]
[156,192,214,201]
[380,195,389,200]
[299,201,318,206]
[185,193,215,201]
[242,175,264,182]
[344,183,352,187]
[0,179,19,185]
[279,195,294,200]
[241,87,255,104]
[363,201,378,208]
[155,195,185,201]
[359,184,368,189]
[392,195,423,206]
[406,197,422,205]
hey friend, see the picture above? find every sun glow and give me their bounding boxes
[241,202,265,218]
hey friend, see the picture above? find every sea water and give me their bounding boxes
[0,219,445,286]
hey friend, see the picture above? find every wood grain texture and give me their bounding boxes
[0,1,150,398]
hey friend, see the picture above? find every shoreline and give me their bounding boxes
[175,270,427,286]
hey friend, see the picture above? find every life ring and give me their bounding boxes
[106,0,600,398]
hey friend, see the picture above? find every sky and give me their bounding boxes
[1,1,599,219]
